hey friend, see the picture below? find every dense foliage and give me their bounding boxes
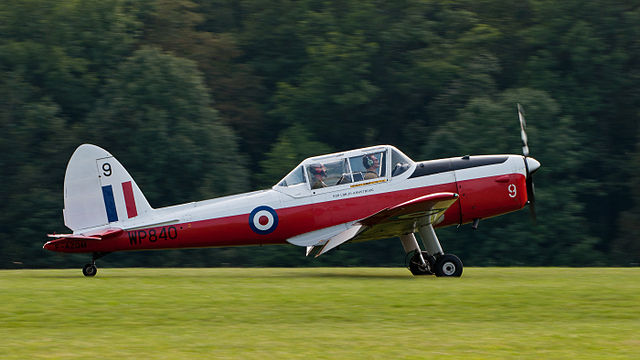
[1,0,638,268]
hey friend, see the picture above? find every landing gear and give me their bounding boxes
[408,251,434,275]
[409,252,463,277]
[82,263,97,277]
[433,254,463,277]
[81,252,109,277]
[400,225,463,277]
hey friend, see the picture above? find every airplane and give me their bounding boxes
[45,105,540,277]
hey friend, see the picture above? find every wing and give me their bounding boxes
[356,192,459,241]
[286,192,459,257]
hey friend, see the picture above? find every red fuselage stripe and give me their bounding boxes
[45,173,527,253]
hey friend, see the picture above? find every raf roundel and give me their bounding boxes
[249,206,279,235]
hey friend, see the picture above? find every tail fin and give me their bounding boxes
[63,144,153,231]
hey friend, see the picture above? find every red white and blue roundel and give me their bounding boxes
[249,206,279,235]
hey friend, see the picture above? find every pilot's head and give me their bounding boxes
[363,154,379,170]
[310,164,327,178]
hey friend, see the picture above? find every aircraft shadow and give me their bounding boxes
[26,268,431,280]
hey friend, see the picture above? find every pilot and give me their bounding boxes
[310,164,328,189]
[363,154,380,180]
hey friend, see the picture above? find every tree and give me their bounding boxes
[518,0,640,245]
[0,0,141,120]
[83,47,248,207]
[0,73,80,268]
[256,123,332,188]
[420,88,602,265]
[1,0,639,268]
[613,131,640,265]
[142,0,266,172]
[269,4,381,148]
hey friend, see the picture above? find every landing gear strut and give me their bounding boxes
[82,252,109,277]
[400,225,463,277]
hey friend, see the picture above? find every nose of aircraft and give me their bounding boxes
[526,157,541,174]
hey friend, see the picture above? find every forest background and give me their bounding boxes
[1,0,639,268]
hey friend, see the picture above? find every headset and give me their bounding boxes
[362,154,377,169]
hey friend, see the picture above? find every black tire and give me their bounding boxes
[434,254,463,277]
[82,263,97,277]
[408,251,434,275]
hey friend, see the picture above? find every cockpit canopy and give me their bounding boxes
[276,145,414,190]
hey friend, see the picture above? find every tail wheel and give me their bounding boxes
[82,263,97,277]
[434,254,463,277]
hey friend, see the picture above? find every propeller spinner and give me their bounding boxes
[518,104,541,221]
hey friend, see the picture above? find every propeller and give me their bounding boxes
[518,104,540,221]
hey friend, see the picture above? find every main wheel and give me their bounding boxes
[434,254,463,277]
[408,251,434,275]
[82,263,97,277]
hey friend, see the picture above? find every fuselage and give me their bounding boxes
[45,153,534,254]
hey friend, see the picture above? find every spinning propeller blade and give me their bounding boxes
[517,104,540,222]
[518,103,529,157]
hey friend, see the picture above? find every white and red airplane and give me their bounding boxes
[45,106,540,277]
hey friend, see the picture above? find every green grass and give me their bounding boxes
[1,268,638,359]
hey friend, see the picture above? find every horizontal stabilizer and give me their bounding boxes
[44,228,123,251]
[46,228,123,241]
[47,234,102,240]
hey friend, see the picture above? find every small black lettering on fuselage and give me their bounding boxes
[128,226,178,246]
[55,240,87,250]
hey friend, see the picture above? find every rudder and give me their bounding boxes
[63,144,153,231]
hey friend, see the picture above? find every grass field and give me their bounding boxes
[1,267,638,359]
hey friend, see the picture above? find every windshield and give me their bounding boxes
[278,166,306,187]
[391,149,412,176]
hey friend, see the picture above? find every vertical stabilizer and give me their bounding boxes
[63,144,153,231]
